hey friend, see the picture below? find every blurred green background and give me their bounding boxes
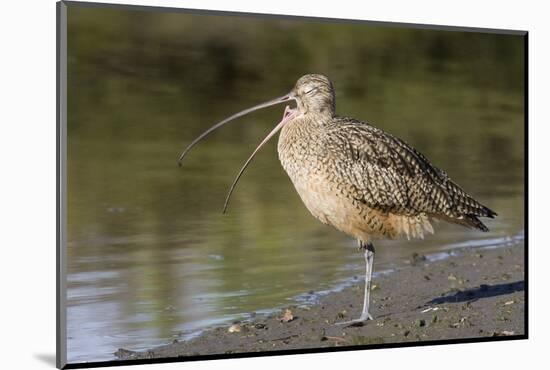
[66,5,524,363]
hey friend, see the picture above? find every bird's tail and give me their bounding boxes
[466,203,497,232]
[464,215,490,232]
[432,201,496,232]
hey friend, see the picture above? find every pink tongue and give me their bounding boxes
[283,105,293,118]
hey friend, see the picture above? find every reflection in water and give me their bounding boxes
[66,6,524,363]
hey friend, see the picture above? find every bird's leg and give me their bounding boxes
[361,242,375,320]
[337,241,375,325]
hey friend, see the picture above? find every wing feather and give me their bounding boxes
[324,117,496,229]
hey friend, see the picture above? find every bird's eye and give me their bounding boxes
[305,87,318,95]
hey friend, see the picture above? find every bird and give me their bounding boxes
[178,74,497,325]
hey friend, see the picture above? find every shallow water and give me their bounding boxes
[66,7,525,363]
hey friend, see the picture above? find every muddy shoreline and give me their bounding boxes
[115,242,525,361]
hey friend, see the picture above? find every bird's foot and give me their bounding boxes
[335,313,374,327]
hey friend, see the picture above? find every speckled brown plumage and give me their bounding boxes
[278,74,496,242]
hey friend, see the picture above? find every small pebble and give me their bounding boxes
[281,309,294,322]
[228,324,241,333]
[411,252,427,265]
[492,330,515,336]
[337,310,347,319]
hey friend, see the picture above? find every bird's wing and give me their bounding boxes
[324,117,496,224]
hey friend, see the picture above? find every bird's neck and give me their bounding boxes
[291,111,334,128]
[278,113,329,152]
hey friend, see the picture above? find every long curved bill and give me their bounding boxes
[222,105,297,213]
[177,93,297,213]
[177,94,295,166]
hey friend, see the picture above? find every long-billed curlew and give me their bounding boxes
[178,74,496,324]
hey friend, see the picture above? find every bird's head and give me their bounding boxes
[291,74,336,117]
